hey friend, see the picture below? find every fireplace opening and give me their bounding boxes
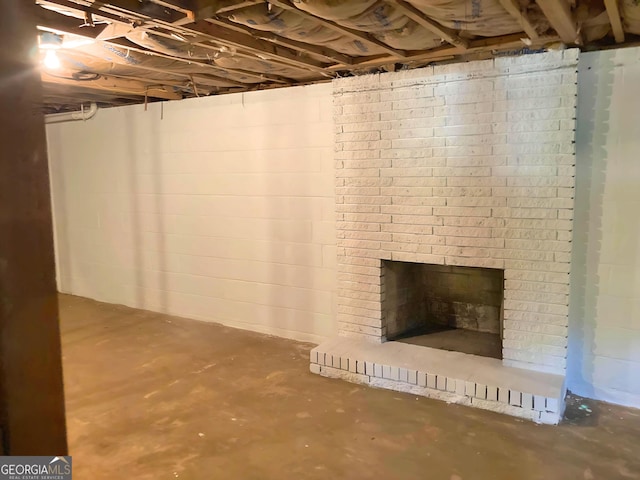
[382,261,504,359]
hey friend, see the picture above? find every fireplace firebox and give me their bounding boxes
[383,261,503,359]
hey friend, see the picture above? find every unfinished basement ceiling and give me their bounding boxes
[35,0,637,112]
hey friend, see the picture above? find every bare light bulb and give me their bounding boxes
[43,49,61,69]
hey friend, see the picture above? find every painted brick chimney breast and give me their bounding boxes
[334,50,578,376]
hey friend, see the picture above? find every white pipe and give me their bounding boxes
[45,102,98,124]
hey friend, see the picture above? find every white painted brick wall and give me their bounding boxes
[46,83,337,343]
[334,50,578,375]
[568,48,640,408]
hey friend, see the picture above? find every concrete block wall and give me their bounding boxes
[334,50,579,375]
[46,83,337,343]
[568,48,640,408]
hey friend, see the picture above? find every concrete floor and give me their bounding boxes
[60,294,640,480]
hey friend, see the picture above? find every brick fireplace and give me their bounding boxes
[310,50,579,424]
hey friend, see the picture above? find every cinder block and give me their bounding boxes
[427,374,437,389]
[521,393,534,410]
[455,379,466,396]
[510,391,522,407]
[407,370,418,385]
[436,376,447,391]
[374,364,384,378]
[398,368,409,383]
[418,372,427,387]
[356,360,366,375]
[310,363,321,374]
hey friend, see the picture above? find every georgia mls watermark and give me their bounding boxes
[0,456,72,480]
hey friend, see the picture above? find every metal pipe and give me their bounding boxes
[45,102,98,123]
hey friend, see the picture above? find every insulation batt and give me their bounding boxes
[227,4,390,55]
[295,0,521,36]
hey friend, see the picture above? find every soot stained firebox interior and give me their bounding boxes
[382,261,504,359]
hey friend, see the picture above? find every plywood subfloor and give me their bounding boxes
[60,294,640,480]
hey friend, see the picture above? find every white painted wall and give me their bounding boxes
[46,83,337,343]
[568,48,640,408]
[46,50,640,409]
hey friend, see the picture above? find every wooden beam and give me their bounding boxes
[169,0,265,24]
[497,0,539,40]
[148,0,197,17]
[60,1,331,74]
[329,33,557,71]
[188,20,330,73]
[604,0,625,43]
[216,1,264,14]
[41,1,326,75]
[41,71,183,100]
[207,16,353,65]
[267,0,407,59]
[34,5,108,38]
[42,87,144,104]
[536,0,580,44]
[103,36,294,84]
[387,0,469,49]
[36,3,293,84]
[0,0,67,455]
[95,0,184,22]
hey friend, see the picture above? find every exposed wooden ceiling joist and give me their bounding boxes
[536,0,581,44]
[266,0,408,59]
[94,0,184,22]
[47,0,326,77]
[215,1,265,15]
[387,0,469,50]
[35,6,108,38]
[168,0,266,25]
[43,88,144,105]
[41,71,183,100]
[85,0,333,74]
[148,0,196,18]
[207,16,354,65]
[192,19,330,74]
[604,0,625,43]
[334,33,557,70]
[497,0,540,40]
[34,6,256,88]
[32,0,640,113]
[37,1,299,84]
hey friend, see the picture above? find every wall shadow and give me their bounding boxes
[566,51,615,398]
